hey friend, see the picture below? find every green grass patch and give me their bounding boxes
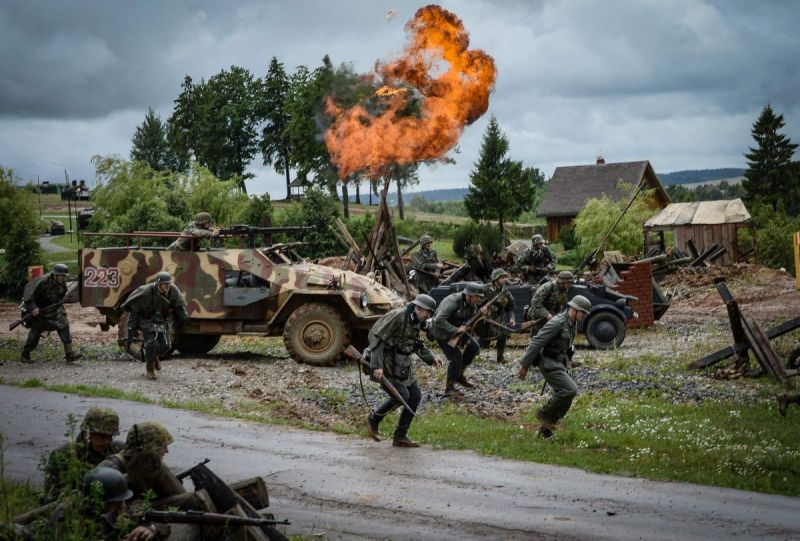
[0,477,41,524]
[44,383,152,403]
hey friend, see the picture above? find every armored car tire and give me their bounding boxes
[584,311,626,350]
[283,302,349,366]
[173,334,221,355]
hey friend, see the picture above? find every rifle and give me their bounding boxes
[143,509,290,527]
[178,459,289,541]
[485,318,542,334]
[217,224,313,249]
[343,345,416,417]
[446,290,505,347]
[9,301,66,331]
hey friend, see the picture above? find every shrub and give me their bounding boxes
[452,221,504,257]
[237,193,273,226]
[0,167,43,297]
[559,225,578,250]
[275,187,341,259]
[757,212,799,273]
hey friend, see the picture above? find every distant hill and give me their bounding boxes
[657,168,745,185]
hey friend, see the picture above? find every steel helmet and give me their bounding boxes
[557,271,575,283]
[411,294,437,312]
[567,295,591,314]
[82,467,133,503]
[419,234,433,246]
[464,283,485,297]
[195,212,213,225]
[125,422,174,452]
[491,268,509,282]
[52,264,69,276]
[155,272,172,285]
[81,406,120,436]
[531,234,545,245]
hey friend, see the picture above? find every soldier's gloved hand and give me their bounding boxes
[433,357,443,368]
[373,368,384,381]
[32,308,40,317]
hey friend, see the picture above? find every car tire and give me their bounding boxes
[174,334,221,355]
[585,311,626,350]
[283,302,349,366]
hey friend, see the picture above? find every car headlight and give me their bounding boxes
[360,292,369,309]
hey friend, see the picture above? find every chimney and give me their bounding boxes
[596,154,605,165]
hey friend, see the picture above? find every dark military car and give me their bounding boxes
[429,280,637,349]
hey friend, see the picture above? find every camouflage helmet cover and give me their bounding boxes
[52,263,69,276]
[411,293,437,312]
[125,421,174,452]
[155,271,172,285]
[195,212,213,225]
[83,467,133,503]
[82,406,120,435]
[491,268,509,282]
[557,271,575,282]
[464,282,485,297]
[531,234,545,244]
[419,234,433,246]
[567,295,591,314]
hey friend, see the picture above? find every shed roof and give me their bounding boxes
[537,160,669,217]
[644,198,751,228]
[289,177,309,188]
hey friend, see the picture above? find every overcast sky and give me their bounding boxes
[1,0,798,195]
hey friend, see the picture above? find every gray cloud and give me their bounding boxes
[1,0,798,196]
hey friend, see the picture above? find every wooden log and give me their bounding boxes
[335,218,360,251]
[691,244,719,267]
[741,314,790,385]
[689,316,800,369]
[715,279,749,366]
[707,246,727,263]
[686,239,700,259]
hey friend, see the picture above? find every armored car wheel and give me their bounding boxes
[173,334,221,355]
[283,302,349,366]
[585,311,626,350]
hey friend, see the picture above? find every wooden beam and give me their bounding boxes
[689,316,800,369]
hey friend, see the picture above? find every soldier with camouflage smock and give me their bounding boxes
[476,268,516,364]
[410,234,443,294]
[20,263,82,364]
[430,283,488,398]
[122,272,188,380]
[526,271,575,336]
[367,294,443,447]
[518,295,591,439]
[513,234,557,285]
[168,212,220,251]
[44,406,124,501]
[99,422,207,512]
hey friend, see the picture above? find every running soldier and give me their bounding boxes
[526,271,575,336]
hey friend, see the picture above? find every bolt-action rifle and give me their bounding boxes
[143,509,290,527]
[446,289,505,347]
[343,345,416,417]
[9,301,66,331]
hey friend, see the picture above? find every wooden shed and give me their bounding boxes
[537,159,670,241]
[643,198,756,266]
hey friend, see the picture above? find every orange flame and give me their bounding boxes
[325,5,497,180]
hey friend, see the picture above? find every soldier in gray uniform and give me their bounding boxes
[476,268,516,363]
[526,271,575,336]
[367,294,443,447]
[168,211,220,251]
[410,234,443,294]
[20,263,82,364]
[44,406,123,501]
[517,295,591,439]
[513,233,557,285]
[430,283,487,398]
[122,272,188,380]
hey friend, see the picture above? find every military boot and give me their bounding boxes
[444,380,465,399]
[20,349,34,364]
[777,393,791,417]
[456,371,475,389]
[367,411,382,441]
[146,368,157,380]
[392,437,420,448]
[64,344,83,364]
[536,408,558,430]
[496,346,506,364]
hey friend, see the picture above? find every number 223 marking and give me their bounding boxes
[84,267,120,288]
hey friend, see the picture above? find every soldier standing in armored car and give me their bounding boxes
[168,211,220,251]
[517,295,591,439]
[367,294,443,447]
[410,234,444,294]
[513,233,557,285]
[526,271,575,336]
[476,268,516,364]
[20,263,82,364]
[122,272,188,380]
[44,406,124,500]
[430,283,487,398]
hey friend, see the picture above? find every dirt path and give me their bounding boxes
[37,234,70,253]
[2,386,799,541]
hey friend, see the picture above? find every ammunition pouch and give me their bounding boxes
[388,352,412,380]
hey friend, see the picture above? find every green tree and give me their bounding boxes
[259,57,293,200]
[166,75,197,173]
[743,104,799,212]
[131,107,173,171]
[464,116,540,244]
[0,167,42,296]
[275,187,340,258]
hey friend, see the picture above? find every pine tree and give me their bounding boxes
[743,104,798,211]
[131,108,172,171]
[259,57,293,200]
[464,116,540,244]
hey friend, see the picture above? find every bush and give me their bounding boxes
[757,212,799,273]
[452,221,504,257]
[237,193,273,226]
[393,215,461,241]
[559,225,578,250]
[275,187,341,258]
[0,167,43,297]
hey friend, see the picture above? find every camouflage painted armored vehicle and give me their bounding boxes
[79,236,405,366]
